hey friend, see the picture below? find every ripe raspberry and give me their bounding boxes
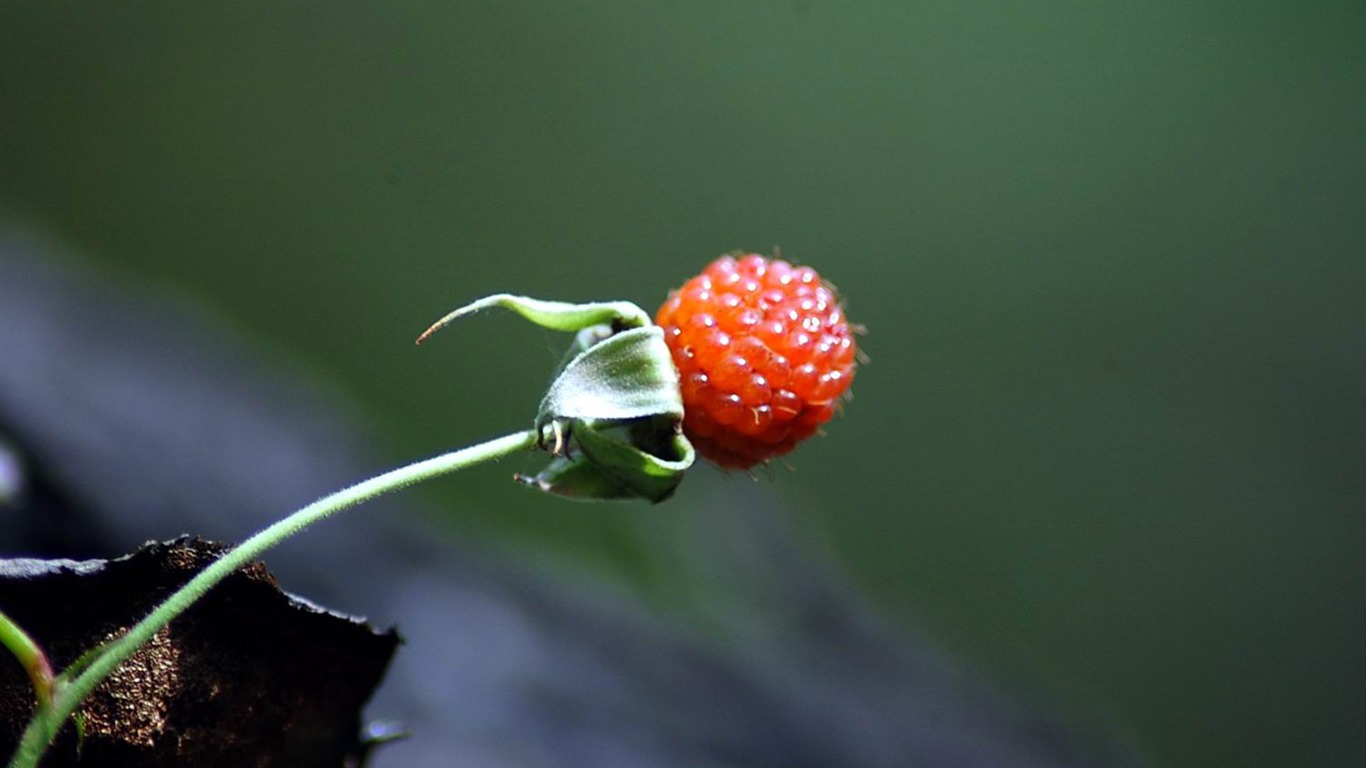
[656,253,858,469]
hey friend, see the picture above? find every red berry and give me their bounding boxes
[657,254,858,469]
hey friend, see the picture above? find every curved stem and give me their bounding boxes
[0,610,54,707]
[8,429,536,768]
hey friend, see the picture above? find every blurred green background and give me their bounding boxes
[2,2,1363,766]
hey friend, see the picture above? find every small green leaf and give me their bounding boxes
[518,417,694,503]
[536,327,683,429]
[573,418,694,501]
[417,294,651,344]
[517,455,640,501]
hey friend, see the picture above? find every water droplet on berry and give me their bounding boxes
[815,369,847,402]
[709,392,745,425]
[685,286,712,305]
[712,354,752,392]
[738,254,767,275]
[833,337,855,366]
[766,354,792,387]
[687,313,716,331]
[791,363,820,400]
[785,330,815,361]
[682,371,712,402]
[734,307,763,328]
[758,320,787,346]
[815,334,839,359]
[765,260,794,286]
[704,329,731,353]
[732,335,769,362]
[740,373,771,406]
[772,388,801,420]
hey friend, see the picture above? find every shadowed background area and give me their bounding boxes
[1,2,1363,767]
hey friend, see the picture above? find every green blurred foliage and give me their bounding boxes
[2,2,1362,767]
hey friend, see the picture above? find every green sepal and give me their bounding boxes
[536,326,683,429]
[418,292,694,503]
[519,416,694,503]
[417,294,651,344]
[573,417,694,501]
[518,455,636,501]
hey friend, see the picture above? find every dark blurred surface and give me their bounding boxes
[0,239,1136,767]
[1,3,1363,767]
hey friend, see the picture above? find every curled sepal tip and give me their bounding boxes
[416,294,652,345]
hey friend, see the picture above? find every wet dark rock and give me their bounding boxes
[0,538,398,768]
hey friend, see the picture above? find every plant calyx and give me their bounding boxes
[418,294,694,502]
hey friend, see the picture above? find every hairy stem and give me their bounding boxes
[8,429,536,768]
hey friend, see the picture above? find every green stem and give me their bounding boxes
[8,429,536,768]
[0,610,54,707]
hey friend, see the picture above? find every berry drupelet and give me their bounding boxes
[656,254,857,469]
